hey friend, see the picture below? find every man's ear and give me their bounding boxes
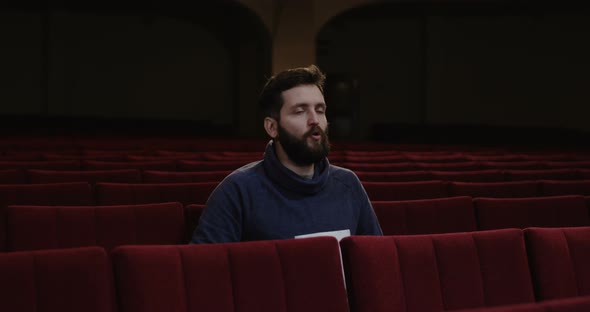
[264,117,278,139]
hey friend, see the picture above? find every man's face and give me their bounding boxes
[275,84,330,165]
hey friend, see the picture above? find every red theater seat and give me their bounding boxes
[525,226,590,301]
[481,161,550,170]
[474,196,590,230]
[177,159,251,171]
[362,180,448,201]
[355,170,432,182]
[431,170,505,182]
[28,169,142,184]
[184,204,205,238]
[112,237,349,312]
[0,247,116,312]
[6,202,186,251]
[452,296,590,312]
[83,160,177,171]
[450,181,541,198]
[416,161,483,171]
[542,180,590,196]
[0,169,26,184]
[0,160,80,170]
[504,169,580,181]
[341,229,535,312]
[339,162,419,172]
[371,196,476,235]
[95,182,218,205]
[142,170,231,183]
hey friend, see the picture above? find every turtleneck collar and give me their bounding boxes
[262,140,330,195]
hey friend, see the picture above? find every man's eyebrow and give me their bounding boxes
[293,102,326,108]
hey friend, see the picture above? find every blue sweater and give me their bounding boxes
[191,141,383,243]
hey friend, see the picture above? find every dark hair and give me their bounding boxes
[259,64,326,119]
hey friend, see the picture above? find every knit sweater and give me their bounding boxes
[191,141,383,243]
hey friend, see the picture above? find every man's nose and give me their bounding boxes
[308,111,320,125]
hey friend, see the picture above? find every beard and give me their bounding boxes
[276,123,330,166]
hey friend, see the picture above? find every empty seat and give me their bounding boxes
[474,196,590,230]
[416,161,483,171]
[341,229,535,312]
[524,226,590,301]
[0,169,26,184]
[112,237,349,312]
[184,204,205,238]
[95,182,218,205]
[371,196,476,235]
[28,169,142,184]
[431,170,505,182]
[0,160,80,170]
[542,180,590,196]
[176,159,254,171]
[450,181,541,198]
[505,169,580,181]
[0,246,116,312]
[0,182,94,251]
[452,296,590,312]
[547,161,590,169]
[142,170,231,183]
[6,202,186,251]
[481,161,550,170]
[83,160,177,171]
[355,170,432,182]
[339,162,419,172]
[362,180,448,201]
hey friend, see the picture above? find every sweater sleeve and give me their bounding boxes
[190,177,243,244]
[353,173,383,236]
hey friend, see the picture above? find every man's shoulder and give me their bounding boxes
[328,164,360,184]
[223,160,265,183]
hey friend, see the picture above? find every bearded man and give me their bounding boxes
[191,65,382,243]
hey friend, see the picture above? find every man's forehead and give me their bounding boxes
[281,85,325,106]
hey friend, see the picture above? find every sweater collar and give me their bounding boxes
[262,140,330,195]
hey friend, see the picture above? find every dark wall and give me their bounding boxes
[317,2,590,142]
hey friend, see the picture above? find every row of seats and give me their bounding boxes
[2,195,590,252]
[2,227,590,312]
[2,180,590,206]
[3,159,590,172]
[4,168,590,184]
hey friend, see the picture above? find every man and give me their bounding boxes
[191,65,382,243]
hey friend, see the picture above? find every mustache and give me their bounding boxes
[303,125,328,139]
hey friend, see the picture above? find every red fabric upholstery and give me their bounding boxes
[524,227,590,300]
[0,169,26,184]
[142,170,231,183]
[451,296,590,312]
[95,182,218,205]
[0,247,116,312]
[177,160,251,171]
[450,181,541,198]
[28,169,142,184]
[339,162,419,172]
[578,169,590,180]
[416,161,483,171]
[7,202,186,251]
[362,181,448,201]
[0,182,90,251]
[431,170,505,182]
[542,180,590,196]
[112,237,349,312]
[371,196,476,235]
[83,160,177,171]
[475,196,590,230]
[184,204,205,240]
[481,161,550,170]
[547,161,590,169]
[355,170,432,182]
[0,160,80,170]
[341,229,535,312]
[504,169,580,181]
[405,153,469,163]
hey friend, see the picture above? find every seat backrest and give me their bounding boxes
[142,170,231,183]
[112,237,349,312]
[362,180,448,201]
[355,170,432,182]
[431,170,505,182]
[7,202,186,251]
[524,226,590,301]
[28,169,142,184]
[371,196,476,235]
[95,182,218,205]
[176,160,251,171]
[0,246,116,312]
[446,296,590,312]
[83,160,177,171]
[341,229,535,312]
[450,181,541,198]
[474,196,590,230]
[0,160,81,170]
[541,180,590,196]
[504,169,580,181]
[0,169,26,184]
